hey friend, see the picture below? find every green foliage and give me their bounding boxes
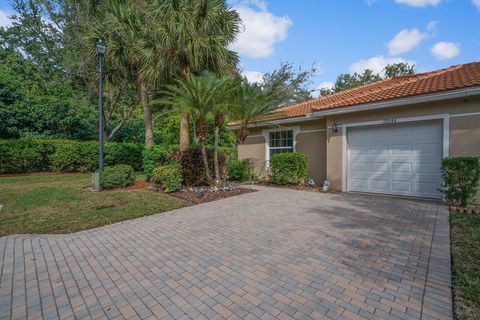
[228,159,254,181]
[151,164,183,193]
[104,143,144,171]
[100,165,136,189]
[269,152,308,185]
[142,145,179,180]
[450,213,480,319]
[179,147,230,186]
[320,63,416,96]
[0,139,54,173]
[0,139,144,173]
[51,141,98,173]
[440,157,480,206]
[260,61,317,106]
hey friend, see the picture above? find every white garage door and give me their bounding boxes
[348,121,443,198]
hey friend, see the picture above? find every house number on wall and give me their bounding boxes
[383,118,397,124]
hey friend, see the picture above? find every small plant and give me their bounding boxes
[440,157,480,207]
[228,159,254,181]
[269,152,308,185]
[151,164,183,193]
[101,164,136,189]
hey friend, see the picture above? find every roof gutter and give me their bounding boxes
[309,86,480,117]
[227,113,324,130]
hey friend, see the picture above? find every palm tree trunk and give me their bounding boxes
[200,141,213,185]
[179,112,190,152]
[139,80,154,146]
[214,126,220,182]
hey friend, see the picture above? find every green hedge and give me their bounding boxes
[269,152,308,185]
[440,157,480,206]
[142,144,179,180]
[228,159,254,181]
[151,164,183,192]
[0,139,144,173]
[101,164,136,189]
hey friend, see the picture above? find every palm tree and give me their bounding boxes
[145,0,240,152]
[229,82,279,144]
[163,73,228,185]
[89,0,155,146]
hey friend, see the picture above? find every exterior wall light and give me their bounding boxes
[332,122,338,134]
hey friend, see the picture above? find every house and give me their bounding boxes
[228,62,480,199]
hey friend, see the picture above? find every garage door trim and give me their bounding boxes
[341,114,449,192]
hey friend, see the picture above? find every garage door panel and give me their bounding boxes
[348,121,443,198]
[392,180,413,193]
[369,179,388,191]
[370,162,388,173]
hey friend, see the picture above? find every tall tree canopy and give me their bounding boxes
[320,62,415,96]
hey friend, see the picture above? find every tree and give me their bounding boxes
[146,0,241,152]
[260,62,317,106]
[384,62,415,78]
[89,0,157,146]
[321,63,415,96]
[163,73,229,185]
[229,81,278,145]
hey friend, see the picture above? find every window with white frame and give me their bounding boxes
[268,130,294,158]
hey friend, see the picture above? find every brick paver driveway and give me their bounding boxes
[0,187,452,320]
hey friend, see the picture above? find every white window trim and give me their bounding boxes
[262,126,300,167]
[341,114,449,192]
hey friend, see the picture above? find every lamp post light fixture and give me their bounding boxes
[95,40,106,190]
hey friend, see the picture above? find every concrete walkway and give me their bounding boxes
[0,187,452,320]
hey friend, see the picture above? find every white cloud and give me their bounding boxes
[350,55,415,74]
[431,42,460,60]
[243,71,264,83]
[230,1,293,58]
[0,10,13,28]
[473,0,480,10]
[312,82,334,98]
[387,28,426,55]
[394,0,441,7]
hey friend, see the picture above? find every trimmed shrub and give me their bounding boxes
[104,143,144,171]
[151,164,183,192]
[0,139,54,173]
[228,159,254,181]
[50,140,97,172]
[0,139,144,173]
[440,157,480,206]
[101,164,136,189]
[269,152,308,185]
[179,147,230,186]
[142,144,179,180]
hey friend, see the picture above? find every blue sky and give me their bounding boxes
[228,0,480,95]
[1,0,479,95]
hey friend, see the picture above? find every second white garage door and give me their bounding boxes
[347,121,443,198]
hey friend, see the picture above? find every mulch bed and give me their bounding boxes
[106,179,146,191]
[449,205,480,215]
[255,181,339,194]
[170,187,256,204]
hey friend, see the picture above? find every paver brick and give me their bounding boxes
[0,187,452,319]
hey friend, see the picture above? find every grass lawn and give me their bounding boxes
[0,173,187,236]
[450,213,480,320]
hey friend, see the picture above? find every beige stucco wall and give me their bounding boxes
[237,119,327,182]
[237,95,480,196]
[325,96,480,190]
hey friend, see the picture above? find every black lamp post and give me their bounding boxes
[96,40,106,189]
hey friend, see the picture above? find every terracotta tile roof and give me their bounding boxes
[228,62,480,126]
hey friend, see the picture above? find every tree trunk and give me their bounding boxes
[200,141,213,185]
[179,111,190,152]
[236,127,249,145]
[139,80,154,146]
[214,126,220,183]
